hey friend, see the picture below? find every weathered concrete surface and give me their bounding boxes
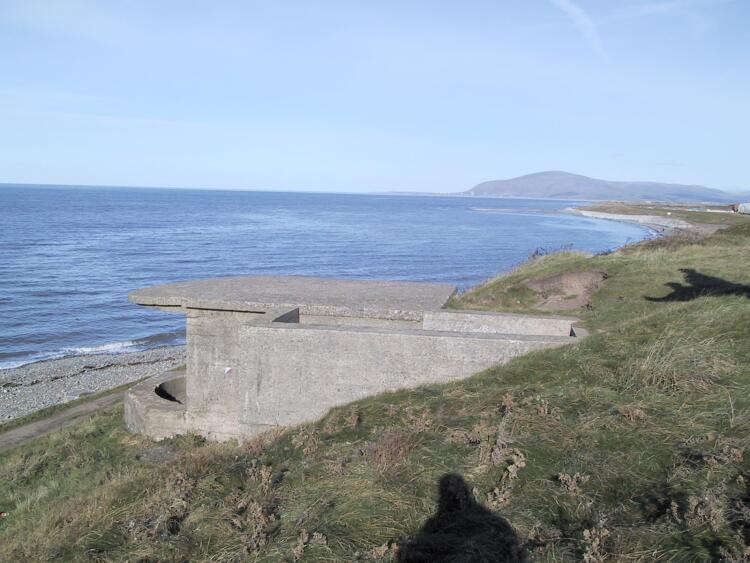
[124,371,187,440]
[125,276,585,442]
[423,310,576,336]
[182,313,571,439]
[130,276,456,321]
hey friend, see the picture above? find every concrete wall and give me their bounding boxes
[183,311,571,438]
[423,310,575,336]
[300,314,420,329]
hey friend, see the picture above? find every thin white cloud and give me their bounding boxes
[549,0,605,58]
[610,0,736,20]
[601,0,737,36]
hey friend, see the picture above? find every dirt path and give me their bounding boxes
[0,391,125,453]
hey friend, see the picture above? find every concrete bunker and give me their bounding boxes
[125,276,585,442]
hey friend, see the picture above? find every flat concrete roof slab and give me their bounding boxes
[129,276,456,320]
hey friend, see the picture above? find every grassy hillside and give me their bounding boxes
[1,214,749,561]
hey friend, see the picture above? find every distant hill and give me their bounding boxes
[465,171,740,202]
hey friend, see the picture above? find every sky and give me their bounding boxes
[0,0,748,193]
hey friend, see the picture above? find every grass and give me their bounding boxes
[447,249,595,313]
[1,211,749,561]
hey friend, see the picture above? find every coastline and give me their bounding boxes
[564,206,723,236]
[0,346,185,422]
[0,206,664,424]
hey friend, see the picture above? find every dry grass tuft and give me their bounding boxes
[322,407,362,434]
[323,456,350,475]
[671,490,727,532]
[402,408,434,433]
[291,528,328,561]
[247,459,274,495]
[124,466,197,542]
[225,491,278,553]
[556,472,591,496]
[367,541,399,560]
[499,449,527,483]
[486,485,513,509]
[481,435,512,468]
[582,520,611,563]
[500,392,515,416]
[484,447,527,509]
[363,429,418,478]
[446,428,481,445]
[291,425,320,455]
[616,404,646,422]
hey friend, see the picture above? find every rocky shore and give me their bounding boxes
[0,346,185,422]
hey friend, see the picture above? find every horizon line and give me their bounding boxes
[0,180,460,196]
[1,175,747,195]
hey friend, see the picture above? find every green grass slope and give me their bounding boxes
[1,219,749,562]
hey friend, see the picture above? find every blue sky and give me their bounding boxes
[0,0,747,192]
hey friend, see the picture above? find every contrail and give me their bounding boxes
[550,0,606,58]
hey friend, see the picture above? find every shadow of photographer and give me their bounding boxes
[398,473,525,563]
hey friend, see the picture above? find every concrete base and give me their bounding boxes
[125,371,277,441]
[124,371,189,441]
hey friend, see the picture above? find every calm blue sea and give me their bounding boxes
[0,185,650,369]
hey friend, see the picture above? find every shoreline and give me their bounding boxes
[564,207,723,236]
[0,345,185,422]
[0,206,666,424]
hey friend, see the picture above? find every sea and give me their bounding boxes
[0,185,652,369]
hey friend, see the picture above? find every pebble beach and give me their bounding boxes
[0,346,185,422]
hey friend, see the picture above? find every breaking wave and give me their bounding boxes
[0,331,185,370]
